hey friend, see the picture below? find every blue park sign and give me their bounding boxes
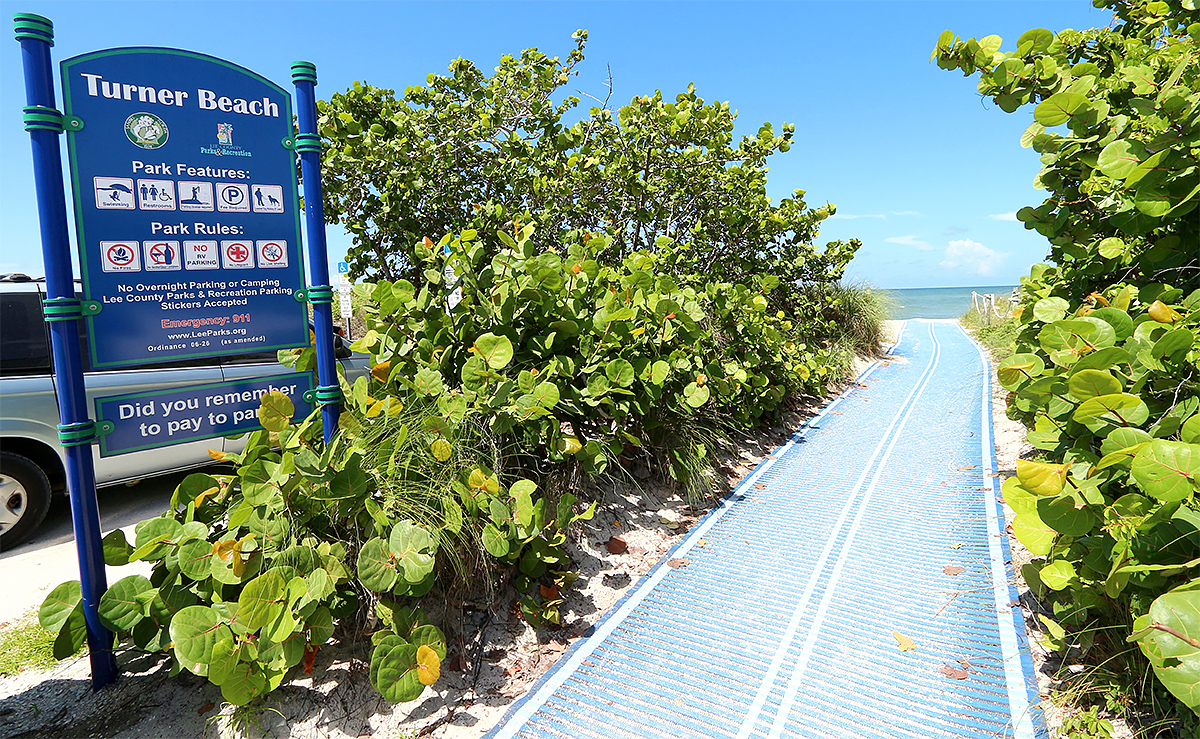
[60,48,309,368]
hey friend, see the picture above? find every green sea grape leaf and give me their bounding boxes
[170,604,231,667]
[1073,393,1150,431]
[473,333,514,369]
[1036,495,1096,537]
[482,523,509,557]
[1013,510,1056,555]
[1131,588,1200,711]
[605,359,635,388]
[39,580,82,635]
[997,353,1044,389]
[237,570,287,631]
[1039,560,1077,591]
[257,390,294,432]
[102,529,132,566]
[1032,297,1069,323]
[357,537,398,592]
[98,574,154,632]
[389,521,437,583]
[409,624,448,660]
[370,636,425,703]
[177,538,215,580]
[1068,369,1121,400]
[220,660,268,706]
[1034,92,1088,126]
[1016,459,1068,496]
[1131,440,1200,502]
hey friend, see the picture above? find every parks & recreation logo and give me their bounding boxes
[124,112,168,150]
[200,122,252,158]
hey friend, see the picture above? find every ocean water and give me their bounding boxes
[885,285,1019,320]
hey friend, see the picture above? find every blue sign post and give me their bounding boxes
[15,12,342,689]
[14,13,117,689]
[59,48,310,368]
[291,62,341,444]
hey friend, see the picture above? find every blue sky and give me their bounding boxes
[2,1,1109,288]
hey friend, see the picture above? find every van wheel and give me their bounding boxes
[0,452,52,551]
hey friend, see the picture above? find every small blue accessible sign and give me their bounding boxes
[60,48,309,368]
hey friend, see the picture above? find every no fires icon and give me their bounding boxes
[221,240,255,269]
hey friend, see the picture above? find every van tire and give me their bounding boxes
[0,451,52,551]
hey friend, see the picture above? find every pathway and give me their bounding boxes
[485,319,1046,739]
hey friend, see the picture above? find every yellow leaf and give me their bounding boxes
[631,327,645,337]
[213,539,238,562]
[951,542,964,550]
[1147,300,1181,324]
[893,631,916,651]
[207,449,226,461]
[468,468,488,490]
[416,644,440,686]
[430,439,453,462]
[193,485,220,506]
[371,361,391,383]
[1016,459,1068,496]
[555,436,583,455]
[365,399,385,418]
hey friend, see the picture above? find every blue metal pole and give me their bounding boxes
[13,12,116,689]
[291,62,340,444]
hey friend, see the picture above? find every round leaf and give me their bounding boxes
[416,644,441,686]
[177,538,215,580]
[370,636,424,703]
[257,390,294,432]
[1036,496,1096,537]
[1039,560,1077,591]
[409,623,448,660]
[1034,92,1088,126]
[39,580,82,634]
[237,570,287,631]
[430,439,453,462]
[1068,369,1121,400]
[357,537,399,592]
[482,523,509,557]
[1032,297,1069,323]
[997,353,1044,389]
[169,604,231,667]
[473,333,514,369]
[605,359,635,387]
[98,574,154,632]
[1131,440,1200,502]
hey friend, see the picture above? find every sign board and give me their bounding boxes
[338,272,352,316]
[337,261,349,274]
[94,373,313,456]
[60,48,309,368]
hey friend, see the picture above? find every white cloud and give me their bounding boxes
[884,235,933,251]
[939,239,1007,276]
[829,213,886,220]
[987,212,1019,221]
[889,210,923,216]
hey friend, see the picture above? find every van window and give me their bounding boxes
[0,293,52,376]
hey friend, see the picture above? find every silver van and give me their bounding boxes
[0,275,366,549]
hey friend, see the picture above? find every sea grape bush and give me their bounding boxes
[351,226,835,485]
[38,388,591,706]
[318,31,860,292]
[936,0,1200,715]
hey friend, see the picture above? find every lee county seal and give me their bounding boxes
[124,112,169,150]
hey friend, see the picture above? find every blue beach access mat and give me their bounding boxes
[485,320,1047,739]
